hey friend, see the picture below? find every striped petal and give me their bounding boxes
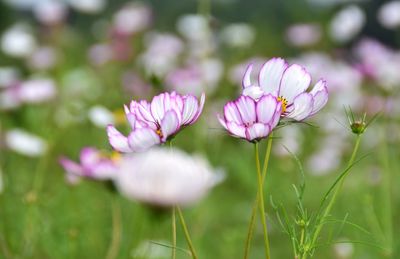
[107,125,133,153]
[128,127,161,152]
[259,57,287,95]
[279,64,311,102]
[287,93,313,121]
[161,110,180,141]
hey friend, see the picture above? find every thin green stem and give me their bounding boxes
[255,142,271,259]
[172,207,177,259]
[309,134,362,252]
[106,197,122,259]
[176,206,198,259]
[244,135,274,259]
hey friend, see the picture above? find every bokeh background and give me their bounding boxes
[0,0,399,258]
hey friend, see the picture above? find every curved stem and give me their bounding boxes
[309,135,362,252]
[255,142,271,259]
[244,135,273,259]
[106,197,122,259]
[172,207,177,259]
[176,206,198,259]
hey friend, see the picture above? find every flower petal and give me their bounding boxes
[59,157,84,176]
[279,64,311,102]
[80,147,100,167]
[182,95,199,125]
[107,125,133,153]
[161,110,180,141]
[256,94,280,123]
[191,92,205,123]
[224,101,242,124]
[242,63,253,88]
[245,123,270,141]
[243,86,264,100]
[226,121,246,138]
[259,57,287,95]
[310,80,328,115]
[128,128,161,152]
[150,93,167,122]
[235,95,256,124]
[286,93,313,121]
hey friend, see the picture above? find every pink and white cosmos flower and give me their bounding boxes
[59,147,119,184]
[107,91,205,152]
[242,57,328,121]
[218,94,282,142]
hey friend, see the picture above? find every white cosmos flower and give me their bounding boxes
[377,1,400,29]
[5,129,47,157]
[1,24,37,58]
[114,147,223,207]
[88,105,115,128]
[329,5,365,43]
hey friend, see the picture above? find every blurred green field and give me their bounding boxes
[1,0,400,258]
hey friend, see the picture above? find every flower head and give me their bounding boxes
[242,58,328,121]
[114,147,223,207]
[218,94,282,142]
[59,147,119,184]
[107,91,205,152]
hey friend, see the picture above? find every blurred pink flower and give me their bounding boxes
[218,94,281,142]
[242,58,328,121]
[107,92,205,152]
[59,147,118,184]
[33,0,67,25]
[285,23,321,47]
[113,2,152,36]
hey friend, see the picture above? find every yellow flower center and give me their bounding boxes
[110,151,121,162]
[156,128,163,138]
[277,96,288,114]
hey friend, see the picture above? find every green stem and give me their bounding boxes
[244,135,273,259]
[309,134,362,251]
[255,142,271,259]
[380,128,393,255]
[105,197,122,259]
[172,207,177,259]
[176,206,198,259]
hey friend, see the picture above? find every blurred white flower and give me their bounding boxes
[377,1,400,29]
[285,23,321,47]
[177,14,209,42]
[68,0,105,14]
[18,79,56,103]
[333,239,354,258]
[329,5,365,43]
[1,24,37,58]
[28,46,57,70]
[0,67,19,88]
[220,23,255,48]
[115,148,223,207]
[33,0,67,25]
[113,2,152,35]
[139,32,184,77]
[5,129,47,157]
[88,105,115,128]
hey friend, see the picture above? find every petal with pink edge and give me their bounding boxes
[59,157,84,176]
[256,94,280,123]
[287,93,313,121]
[242,63,253,89]
[182,95,199,125]
[226,121,246,138]
[161,110,180,141]
[150,93,167,122]
[310,80,328,115]
[235,95,256,124]
[224,101,242,124]
[259,58,287,95]
[245,123,270,141]
[107,125,133,153]
[128,127,161,152]
[191,93,205,123]
[279,64,312,102]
